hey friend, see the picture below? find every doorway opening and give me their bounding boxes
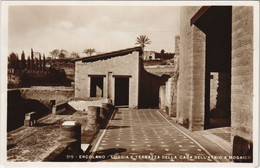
[194,6,232,129]
[114,77,129,107]
[90,77,104,97]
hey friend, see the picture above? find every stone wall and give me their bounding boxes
[190,26,206,130]
[144,65,175,76]
[144,36,180,115]
[210,73,218,110]
[68,99,109,111]
[158,36,180,117]
[172,36,180,117]
[20,86,74,108]
[159,86,166,108]
[178,6,254,158]
[139,60,169,108]
[75,51,139,108]
[7,87,73,131]
[177,7,205,130]
[231,6,253,143]
[210,72,231,120]
[165,77,175,116]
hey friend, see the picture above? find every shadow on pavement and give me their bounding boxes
[112,118,122,120]
[107,126,130,129]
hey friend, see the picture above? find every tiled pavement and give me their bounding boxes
[88,108,229,162]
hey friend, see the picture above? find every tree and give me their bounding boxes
[49,49,59,59]
[8,52,20,73]
[49,49,68,59]
[27,56,31,70]
[83,48,96,56]
[8,52,18,69]
[35,58,39,71]
[135,35,151,51]
[31,48,34,70]
[70,51,80,58]
[160,49,165,55]
[15,55,20,72]
[21,51,26,70]
[43,54,46,71]
[58,49,68,59]
[160,49,165,60]
[39,53,42,71]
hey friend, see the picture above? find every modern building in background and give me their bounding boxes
[143,51,156,60]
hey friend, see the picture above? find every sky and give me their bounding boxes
[8,5,180,58]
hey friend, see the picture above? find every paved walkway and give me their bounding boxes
[89,108,230,162]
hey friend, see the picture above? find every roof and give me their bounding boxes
[73,46,142,62]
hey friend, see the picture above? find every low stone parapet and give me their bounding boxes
[68,98,110,111]
[9,102,116,161]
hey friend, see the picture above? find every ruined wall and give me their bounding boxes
[146,36,179,115]
[139,59,169,109]
[68,99,109,111]
[8,89,48,131]
[7,87,73,131]
[210,73,219,110]
[75,52,139,108]
[210,72,231,121]
[144,65,175,76]
[145,64,175,112]
[20,86,74,107]
[231,6,253,143]
[170,35,181,117]
[159,86,166,108]
[177,7,205,130]
[165,77,175,116]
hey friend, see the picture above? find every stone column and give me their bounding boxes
[87,76,91,98]
[85,106,100,132]
[107,72,112,99]
[100,103,108,128]
[103,75,107,98]
[52,105,57,114]
[60,121,81,151]
[110,74,115,105]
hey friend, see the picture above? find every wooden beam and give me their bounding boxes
[190,6,211,26]
[112,75,132,78]
[88,74,106,77]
